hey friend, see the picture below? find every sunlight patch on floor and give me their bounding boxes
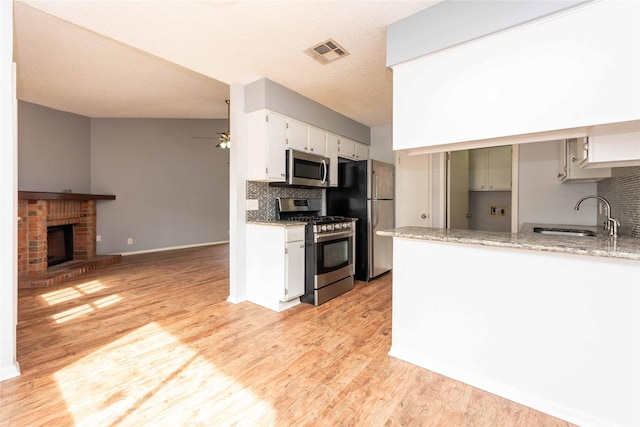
[54,322,277,426]
[41,280,107,305]
[52,304,93,323]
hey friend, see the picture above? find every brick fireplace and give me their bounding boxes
[18,191,121,288]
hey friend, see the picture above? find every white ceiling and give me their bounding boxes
[13,0,439,127]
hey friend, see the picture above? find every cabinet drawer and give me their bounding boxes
[285,226,305,242]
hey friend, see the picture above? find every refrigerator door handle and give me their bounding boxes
[373,199,379,227]
[374,172,379,200]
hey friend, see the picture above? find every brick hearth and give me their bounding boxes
[18,191,119,288]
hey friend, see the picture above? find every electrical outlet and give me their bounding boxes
[489,204,508,217]
[246,199,259,211]
[96,235,102,242]
[127,238,133,245]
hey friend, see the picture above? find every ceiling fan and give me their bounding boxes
[192,99,231,149]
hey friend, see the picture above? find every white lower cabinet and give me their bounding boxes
[246,224,306,312]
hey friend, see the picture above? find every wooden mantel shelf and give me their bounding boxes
[18,191,116,201]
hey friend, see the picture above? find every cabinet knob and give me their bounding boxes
[310,148,313,151]
[300,243,305,248]
[421,214,427,219]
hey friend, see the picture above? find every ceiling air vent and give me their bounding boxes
[305,38,350,65]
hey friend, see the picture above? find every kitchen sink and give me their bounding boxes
[533,227,597,237]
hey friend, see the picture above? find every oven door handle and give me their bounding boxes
[314,230,353,243]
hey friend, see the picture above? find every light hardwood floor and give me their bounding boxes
[1,244,574,426]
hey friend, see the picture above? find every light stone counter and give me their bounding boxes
[378,225,640,261]
[246,220,305,227]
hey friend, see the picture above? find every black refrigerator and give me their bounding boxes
[326,159,394,281]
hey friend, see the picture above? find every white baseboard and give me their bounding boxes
[117,241,228,256]
[0,361,20,382]
[388,346,618,427]
[226,295,246,304]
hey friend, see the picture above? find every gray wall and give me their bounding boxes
[91,118,229,254]
[18,101,91,193]
[518,140,598,228]
[469,191,511,232]
[598,166,640,237]
[245,78,370,144]
[386,0,589,67]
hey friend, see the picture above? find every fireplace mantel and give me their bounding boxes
[19,191,116,201]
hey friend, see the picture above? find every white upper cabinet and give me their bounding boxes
[247,109,287,182]
[326,133,339,187]
[285,119,327,156]
[285,118,309,152]
[558,138,611,183]
[392,1,640,152]
[247,109,365,185]
[468,146,512,191]
[354,142,369,161]
[580,131,640,168]
[308,126,326,155]
[337,136,369,160]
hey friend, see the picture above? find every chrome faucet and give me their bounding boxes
[574,195,619,237]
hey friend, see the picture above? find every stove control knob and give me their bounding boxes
[327,224,334,231]
[321,225,327,232]
[335,223,342,230]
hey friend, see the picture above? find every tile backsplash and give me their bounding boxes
[598,166,640,238]
[246,181,323,221]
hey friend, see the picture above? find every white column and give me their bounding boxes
[227,83,248,303]
[0,0,20,381]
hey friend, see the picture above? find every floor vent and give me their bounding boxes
[305,38,350,65]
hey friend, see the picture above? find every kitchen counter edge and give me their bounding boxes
[377,226,640,261]
[246,220,306,227]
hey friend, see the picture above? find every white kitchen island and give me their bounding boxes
[379,227,640,427]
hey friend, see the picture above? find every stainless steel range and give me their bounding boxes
[277,198,355,306]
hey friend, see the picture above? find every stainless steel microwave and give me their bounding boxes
[286,149,330,188]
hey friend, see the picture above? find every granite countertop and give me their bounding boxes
[378,224,640,261]
[246,220,306,227]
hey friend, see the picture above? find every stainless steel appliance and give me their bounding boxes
[277,198,355,306]
[326,159,394,281]
[283,149,330,188]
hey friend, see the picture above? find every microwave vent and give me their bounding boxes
[305,38,350,65]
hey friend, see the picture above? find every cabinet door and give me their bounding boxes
[266,112,287,180]
[557,140,568,181]
[286,118,308,152]
[284,240,305,301]
[487,146,512,190]
[326,133,339,187]
[308,126,326,155]
[338,137,355,159]
[354,142,369,160]
[468,148,488,190]
[584,132,640,168]
[561,139,611,182]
